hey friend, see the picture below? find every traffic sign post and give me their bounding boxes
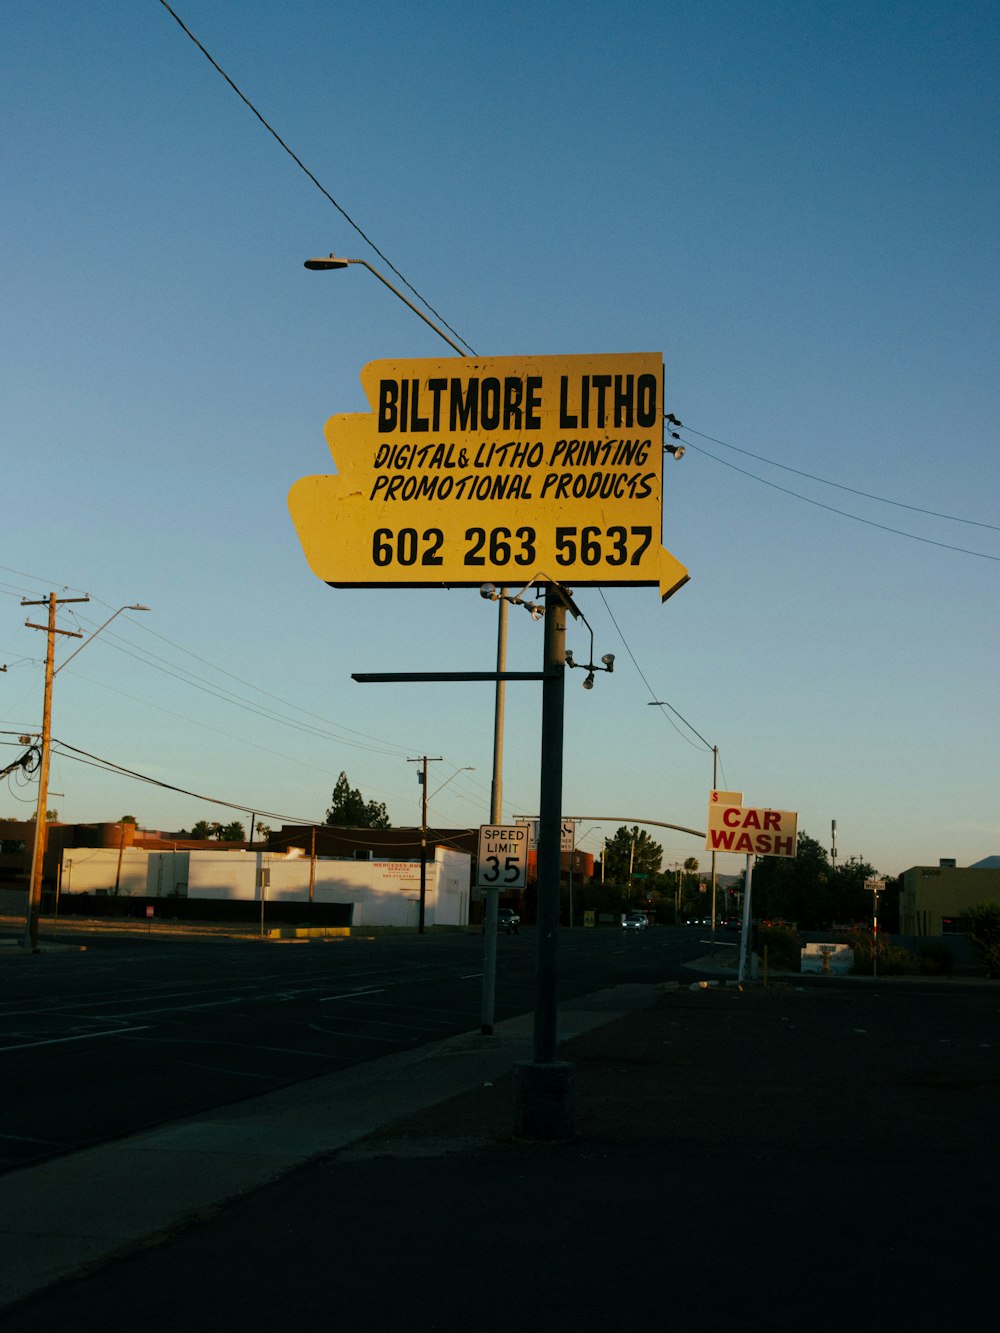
[865,877,886,977]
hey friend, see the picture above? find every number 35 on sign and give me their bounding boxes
[477,824,530,889]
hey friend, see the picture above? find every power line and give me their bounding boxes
[62,667,389,780]
[596,589,713,755]
[99,612,423,755]
[0,565,89,597]
[681,425,999,531]
[678,435,1000,563]
[51,736,322,826]
[62,620,415,760]
[156,0,475,355]
[6,578,487,818]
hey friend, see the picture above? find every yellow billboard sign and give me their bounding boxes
[288,352,688,600]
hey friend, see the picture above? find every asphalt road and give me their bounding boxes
[0,923,706,1172]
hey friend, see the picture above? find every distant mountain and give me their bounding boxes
[710,872,744,888]
[969,856,1000,870]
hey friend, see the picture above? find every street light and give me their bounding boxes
[21,600,150,950]
[56,605,151,675]
[305,253,515,1031]
[648,701,719,930]
[568,824,603,929]
[306,254,509,968]
[303,255,469,356]
[429,766,474,803]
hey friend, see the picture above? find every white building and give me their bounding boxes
[58,845,471,929]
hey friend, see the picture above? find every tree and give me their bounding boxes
[678,856,704,918]
[118,815,137,825]
[750,831,829,924]
[750,832,884,928]
[602,826,663,892]
[830,855,886,927]
[188,818,246,842]
[325,772,390,829]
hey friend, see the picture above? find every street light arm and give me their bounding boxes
[429,766,474,801]
[55,605,150,675]
[303,255,468,357]
[350,259,468,357]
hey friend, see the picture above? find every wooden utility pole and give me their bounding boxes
[407,755,442,933]
[309,826,316,902]
[21,593,88,950]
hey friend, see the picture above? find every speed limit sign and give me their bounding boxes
[477,824,530,889]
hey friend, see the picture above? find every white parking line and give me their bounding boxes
[318,987,386,1003]
[0,1026,152,1053]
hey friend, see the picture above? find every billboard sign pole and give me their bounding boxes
[290,350,689,1139]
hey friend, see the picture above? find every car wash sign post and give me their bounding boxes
[288,352,688,601]
[706,796,798,984]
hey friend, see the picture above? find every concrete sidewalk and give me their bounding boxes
[2,965,997,1331]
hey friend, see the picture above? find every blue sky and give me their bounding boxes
[3,0,997,876]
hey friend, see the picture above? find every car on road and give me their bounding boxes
[496,907,520,934]
[621,911,649,931]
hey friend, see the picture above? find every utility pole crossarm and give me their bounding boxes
[353,671,544,683]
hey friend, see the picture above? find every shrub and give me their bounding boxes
[880,945,912,975]
[758,921,800,971]
[967,902,1000,980]
[918,941,954,976]
[847,927,911,976]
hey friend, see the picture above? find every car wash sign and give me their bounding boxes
[706,796,798,858]
[288,352,688,601]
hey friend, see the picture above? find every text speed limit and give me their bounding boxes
[477,824,529,889]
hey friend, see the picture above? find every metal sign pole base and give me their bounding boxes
[513,1061,576,1142]
[514,588,576,1139]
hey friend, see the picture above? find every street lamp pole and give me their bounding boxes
[428,766,474,804]
[53,604,151,677]
[480,591,508,1032]
[303,255,469,355]
[710,745,718,929]
[647,703,719,927]
[304,253,510,1014]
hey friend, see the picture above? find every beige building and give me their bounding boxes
[898,858,1000,935]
